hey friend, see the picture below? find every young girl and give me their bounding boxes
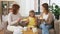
[26,10,38,28]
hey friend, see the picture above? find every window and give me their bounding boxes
[34,0,40,15]
[34,0,50,15]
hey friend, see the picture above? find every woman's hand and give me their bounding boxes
[17,18,22,22]
[40,18,45,22]
[20,18,29,24]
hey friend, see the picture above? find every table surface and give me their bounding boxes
[0,30,4,34]
[23,30,38,34]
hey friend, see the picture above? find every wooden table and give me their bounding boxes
[0,30,4,34]
[23,30,38,34]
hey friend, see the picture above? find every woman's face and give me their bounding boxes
[42,6,48,13]
[16,9,19,12]
[12,8,19,14]
[42,6,45,11]
[42,6,49,14]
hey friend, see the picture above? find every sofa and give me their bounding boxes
[0,19,59,34]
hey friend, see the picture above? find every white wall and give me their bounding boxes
[50,0,60,6]
[0,0,15,1]
[15,0,50,16]
[15,0,56,16]
[15,0,34,17]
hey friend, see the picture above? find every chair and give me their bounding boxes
[0,19,59,34]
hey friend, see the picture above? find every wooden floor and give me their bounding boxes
[0,30,4,34]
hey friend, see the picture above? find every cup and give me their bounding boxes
[23,27,27,31]
[32,28,37,33]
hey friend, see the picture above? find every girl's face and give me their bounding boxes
[29,12,35,17]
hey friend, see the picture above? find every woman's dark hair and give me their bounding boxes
[42,3,48,11]
[12,4,20,14]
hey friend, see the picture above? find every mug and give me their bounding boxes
[23,27,27,31]
[32,28,37,33]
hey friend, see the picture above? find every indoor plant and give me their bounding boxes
[49,4,60,19]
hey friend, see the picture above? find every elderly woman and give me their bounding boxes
[7,4,23,34]
[39,3,54,34]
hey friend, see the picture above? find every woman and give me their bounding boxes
[39,3,54,34]
[7,4,23,34]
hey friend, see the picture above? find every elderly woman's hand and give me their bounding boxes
[17,18,22,22]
